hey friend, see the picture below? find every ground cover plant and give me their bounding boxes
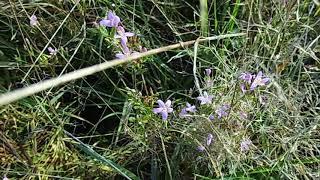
[0,0,320,179]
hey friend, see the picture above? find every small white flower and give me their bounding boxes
[30,15,38,26]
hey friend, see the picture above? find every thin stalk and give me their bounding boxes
[0,33,246,106]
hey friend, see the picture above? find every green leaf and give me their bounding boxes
[64,131,139,180]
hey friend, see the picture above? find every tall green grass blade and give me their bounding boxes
[64,131,139,180]
[200,0,209,37]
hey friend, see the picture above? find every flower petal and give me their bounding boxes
[157,100,165,108]
[115,53,125,59]
[206,134,213,146]
[121,36,128,46]
[113,16,120,26]
[262,78,270,84]
[99,19,111,27]
[205,68,212,76]
[250,83,258,91]
[48,47,54,53]
[197,96,205,102]
[179,108,187,117]
[256,71,263,78]
[30,15,37,21]
[117,26,125,34]
[131,52,140,56]
[107,11,115,20]
[124,32,135,37]
[197,145,205,152]
[30,15,38,26]
[153,108,163,114]
[240,84,246,93]
[161,111,168,120]
[165,100,172,107]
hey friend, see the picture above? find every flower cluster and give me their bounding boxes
[153,90,214,121]
[179,102,196,117]
[99,11,142,59]
[240,139,252,152]
[215,104,230,119]
[151,69,266,153]
[197,133,214,152]
[239,71,270,93]
[29,15,59,56]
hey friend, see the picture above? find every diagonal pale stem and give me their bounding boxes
[0,33,246,106]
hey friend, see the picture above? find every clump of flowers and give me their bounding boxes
[115,26,134,45]
[239,71,270,93]
[153,100,173,121]
[99,11,120,28]
[149,68,268,159]
[240,139,252,152]
[179,102,196,117]
[216,104,230,119]
[197,133,214,152]
[98,10,145,59]
[115,41,139,59]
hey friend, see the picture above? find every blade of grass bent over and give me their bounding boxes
[64,131,139,180]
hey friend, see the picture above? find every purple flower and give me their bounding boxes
[240,83,247,93]
[239,72,254,84]
[179,108,188,117]
[239,111,248,119]
[209,114,215,121]
[115,26,134,45]
[250,71,270,91]
[139,46,147,53]
[197,91,213,105]
[205,68,212,76]
[153,100,173,121]
[99,11,120,28]
[179,102,196,117]
[30,15,38,26]
[197,145,205,152]
[185,102,196,112]
[259,95,268,105]
[216,104,230,119]
[115,36,140,59]
[48,47,57,55]
[240,139,252,152]
[206,133,213,146]
[115,51,139,59]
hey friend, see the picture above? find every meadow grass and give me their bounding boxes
[0,0,320,179]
